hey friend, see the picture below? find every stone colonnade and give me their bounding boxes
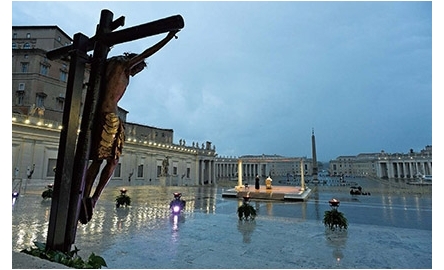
[197,158,216,185]
[215,156,311,181]
[12,121,217,187]
[215,160,263,180]
[377,159,432,179]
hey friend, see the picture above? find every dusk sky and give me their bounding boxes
[11,1,435,162]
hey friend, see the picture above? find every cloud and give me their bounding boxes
[11,1,433,161]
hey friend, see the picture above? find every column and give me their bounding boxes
[237,159,243,188]
[200,159,205,185]
[387,161,393,178]
[211,160,216,184]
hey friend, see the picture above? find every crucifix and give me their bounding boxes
[45,9,184,253]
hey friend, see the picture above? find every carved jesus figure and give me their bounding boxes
[79,30,179,224]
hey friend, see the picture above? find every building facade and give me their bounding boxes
[215,154,315,181]
[329,146,432,179]
[12,26,85,123]
[12,116,217,187]
[12,25,217,189]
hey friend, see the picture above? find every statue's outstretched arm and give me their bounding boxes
[129,30,179,70]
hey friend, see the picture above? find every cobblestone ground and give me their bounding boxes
[12,177,433,269]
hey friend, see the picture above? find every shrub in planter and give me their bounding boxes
[323,199,348,231]
[237,196,257,220]
[323,208,348,230]
[41,184,53,199]
[115,188,131,207]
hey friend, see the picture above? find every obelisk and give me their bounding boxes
[311,128,319,183]
[300,158,305,191]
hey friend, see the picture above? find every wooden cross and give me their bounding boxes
[45,9,184,253]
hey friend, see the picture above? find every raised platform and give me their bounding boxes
[221,185,311,201]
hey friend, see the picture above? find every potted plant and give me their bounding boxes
[41,184,53,199]
[323,199,348,230]
[237,195,257,220]
[115,188,131,208]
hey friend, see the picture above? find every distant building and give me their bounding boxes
[215,154,315,180]
[329,146,432,179]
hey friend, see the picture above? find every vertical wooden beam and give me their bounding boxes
[46,33,89,252]
[64,9,115,248]
[45,8,184,253]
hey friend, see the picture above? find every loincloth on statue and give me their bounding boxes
[90,112,125,160]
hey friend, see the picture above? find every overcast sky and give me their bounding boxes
[11,1,435,162]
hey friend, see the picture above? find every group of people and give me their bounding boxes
[254,175,273,190]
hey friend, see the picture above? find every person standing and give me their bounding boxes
[255,174,260,190]
[266,176,273,189]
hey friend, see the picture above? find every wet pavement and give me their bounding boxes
[12,177,433,268]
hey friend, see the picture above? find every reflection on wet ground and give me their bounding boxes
[12,177,432,268]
